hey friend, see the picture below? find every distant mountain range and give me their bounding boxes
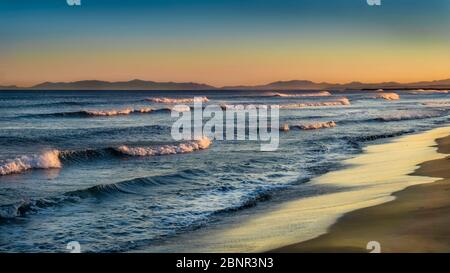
[222,78,450,90]
[0,85,19,90]
[30,80,215,91]
[1,78,450,91]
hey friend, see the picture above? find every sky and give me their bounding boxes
[0,0,449,87]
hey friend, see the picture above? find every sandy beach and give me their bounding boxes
[273,135,450,253]
[132,127,450,253]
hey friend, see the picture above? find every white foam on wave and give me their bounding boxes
[221,98,350,111]
[0,150,62,176]
[294,121,337,130]
[220,104,276,111]
[409,89,449,95]
[84,107,153,116]
[276,98,350,109]
[147,97,209,104]
[376,111,440,121]
[279,124,290,132]
[271,91,331,97]
[134,107,153,113]
[116,138,212,156]
[375,92,400,100]
[84,108,134,116]
[171,105,191,112]
[280,121,337,131]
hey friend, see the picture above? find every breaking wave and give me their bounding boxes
[270,91,331,97]
[23,108,154,118]
[21,106,193,118]
[292,121,337,130]
[0,150,61,176]
[374,93,400,100]
[372,112,444,122]
[276,98,350,109]
[408,89,449,95]
[116,138,212,156]
[84,107,153,116]
[0,139,212,176]
[146,96,209,104]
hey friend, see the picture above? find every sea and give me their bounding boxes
[0,89,449,252]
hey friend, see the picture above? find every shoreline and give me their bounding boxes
[272,134,450,253]
[139,127,450,252]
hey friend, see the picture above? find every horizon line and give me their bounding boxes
[2,76,450,89]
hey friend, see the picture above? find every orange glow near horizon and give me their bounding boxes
[1,38,450,87]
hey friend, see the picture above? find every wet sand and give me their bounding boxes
[272,135,450,253]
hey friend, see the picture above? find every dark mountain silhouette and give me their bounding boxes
[0,85,18,90]
[223,79,450,90]
[1,78,450,91]
[29,79,215,90]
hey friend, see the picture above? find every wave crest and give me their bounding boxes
[271,91,331,97]
[375,93,400,100]
[116,138,212,156]
[408,89,449,94]
[295,121,337,130]
[0,150,61,176]
[84,107,153,116]
[146,97,209,104]
[374,112,442,122]
[0,139,211,176]
[277,98,350,109]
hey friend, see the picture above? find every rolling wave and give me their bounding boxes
[293,121,337,130]
[219,98,350,110]
[0,169,209,219]
[371,112,444,122]
[280,121,337,131]
[0,150,61,176]
[20,106,192,118]
[408,89,449,95]
[276,98,350,108]
[270,91,332,97]
[374,92,400,100]
[84,107,153,116]
[21,108,152,118]
[116,138,211,156]
[146,96,209,104]
[0,138,212,176]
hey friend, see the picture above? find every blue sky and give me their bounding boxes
[1,0,449,86]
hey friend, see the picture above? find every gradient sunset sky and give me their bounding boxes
[1,0,449,87]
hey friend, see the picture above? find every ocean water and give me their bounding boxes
[0,89,449,252]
